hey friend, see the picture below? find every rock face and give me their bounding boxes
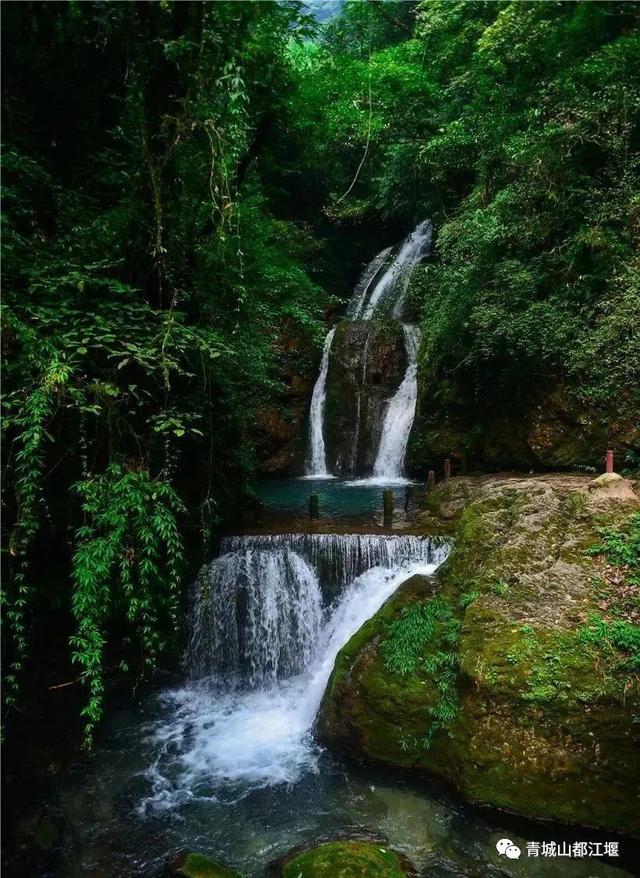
[408,380,640,473]
[253,322,317,476]
[324,319,407,476]
[272,840,411,878]
[317,476,640,835]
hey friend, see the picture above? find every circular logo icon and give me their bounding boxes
[496,838,522,859]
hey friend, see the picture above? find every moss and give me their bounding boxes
[318,477,640,834]
[169,852,244,878]
[280,841,408,878]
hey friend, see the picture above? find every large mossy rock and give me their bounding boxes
[167,851,244,878]
[324,320,406,476]
[317,476,640,834]
[275,840,410,878]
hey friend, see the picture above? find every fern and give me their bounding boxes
[383,598,461,749]
[588,513,640,586]
[3,355,72,707]
[70,464,184,745]
[578,615,640,672]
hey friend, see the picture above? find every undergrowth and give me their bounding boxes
[383,598,461,749]
[578,616,640,673]
[588,513,640,586]
[71,465,184,745]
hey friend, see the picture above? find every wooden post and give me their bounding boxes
[444,458,451,481]
[383,489,394,526]
[309,493,319,520]
[605,449,614,474]
[404,485,414,512]
[427,470,435,492]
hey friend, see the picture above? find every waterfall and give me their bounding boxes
[188,547,323,685]
[217,532,445,594]
[303,220,432,479]
[305,327,335,477]
[354,220,432,320]
[141,535,449,808]
[346,245,392,318]
[372,325,421,480]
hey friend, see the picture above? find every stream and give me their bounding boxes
[47,520,635,876]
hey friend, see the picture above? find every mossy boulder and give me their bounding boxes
[275,840,411,878]
[324,319,406,476]
[317,476,640,834]
[167,851,244,878]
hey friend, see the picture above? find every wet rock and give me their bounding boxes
[324,319,407,476]
[253,321,317,476]
[317,476,640,834]
[271,839,412,877]
[167,851,244,878]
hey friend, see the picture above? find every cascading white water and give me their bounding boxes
[304,327,336,477]
[188,547,323,685]
[219,532,443,590]
[346,245,392,319]
[372,324,422,481]
[139,534,449,811]
[355,220,433,320]
[391,220,433,319]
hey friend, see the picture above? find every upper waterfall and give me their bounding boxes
[346,245,393,319]
[304,220,432,479]
[352,219,432,321]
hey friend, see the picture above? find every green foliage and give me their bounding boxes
[3,357,72,707]
[292,0,640,464]
[70,465,184,745]
[578,615,640,672]
[458,590,481,610]
[589,513,640,586]
[1,0,327,734]
[383,597,461,748]
[3,0,639,740]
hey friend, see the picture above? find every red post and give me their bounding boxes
[427,470,435,491]
[605,449,614,474]
[444,458,451,481]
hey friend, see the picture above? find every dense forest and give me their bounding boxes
[2,0,639,753]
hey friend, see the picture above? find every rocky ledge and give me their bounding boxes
[317,474,640,835]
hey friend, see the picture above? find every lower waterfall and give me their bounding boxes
[139,534,449,810]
